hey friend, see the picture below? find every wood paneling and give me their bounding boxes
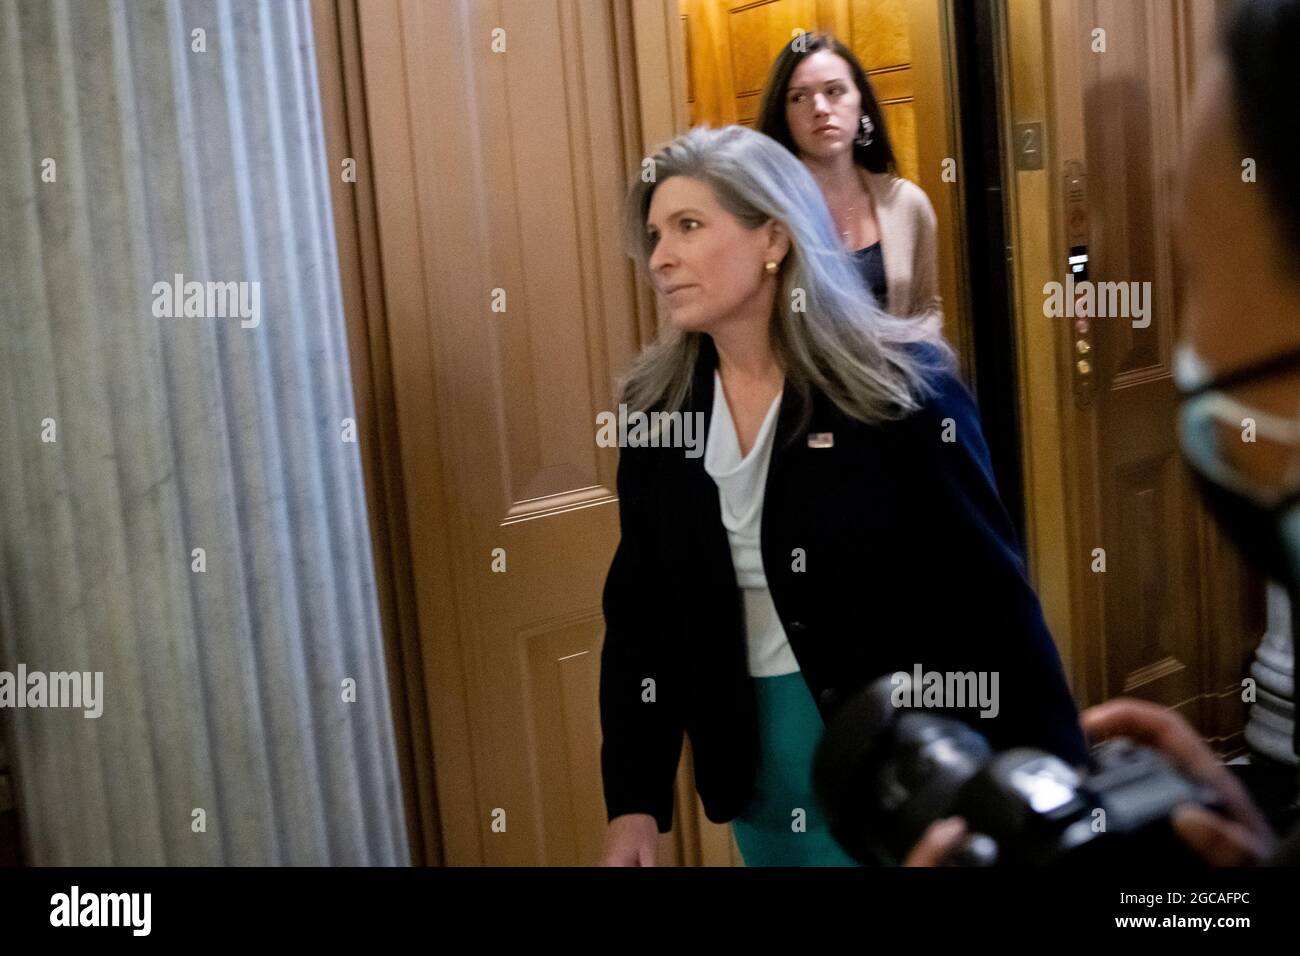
[318,0,700,866]
[681,0,820,128]
[907,0,972,375]
[681,0,919,180]
[848,0,918,180]
[1017,0,1259,752]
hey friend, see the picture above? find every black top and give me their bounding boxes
[599,336,1089,833]
[853,241,887,307]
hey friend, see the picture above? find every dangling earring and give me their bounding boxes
[854,113,875,147]
[764,260,778,276]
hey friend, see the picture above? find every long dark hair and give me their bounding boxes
[755,31,896,175]
[1225,0,1300,253]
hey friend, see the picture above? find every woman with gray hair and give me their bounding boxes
[598,124,1085,866]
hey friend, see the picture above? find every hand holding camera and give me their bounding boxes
[815,675,1259,866]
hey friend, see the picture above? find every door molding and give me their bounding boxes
[313,0,702,865]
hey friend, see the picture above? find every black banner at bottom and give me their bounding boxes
[1,865,1293,941]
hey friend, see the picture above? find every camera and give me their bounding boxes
[812,673,1225,865]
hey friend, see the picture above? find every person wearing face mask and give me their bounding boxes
[756,32,940,326]
[905,0,1300,868]
[597,122,1087,867]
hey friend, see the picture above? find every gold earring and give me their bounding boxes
[764,260,778,275]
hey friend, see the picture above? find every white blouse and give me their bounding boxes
[702,370,800,678]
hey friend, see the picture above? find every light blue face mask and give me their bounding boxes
[1175,342,1300,765]
[1174,342,1300,589]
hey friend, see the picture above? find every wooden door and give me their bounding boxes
[681,0,819,128]
[335,0,698,866]
[1039,0,1261,749]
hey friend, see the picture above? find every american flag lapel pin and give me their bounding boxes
[807,432,834,449]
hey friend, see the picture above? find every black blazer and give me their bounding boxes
[599,337,1088,834]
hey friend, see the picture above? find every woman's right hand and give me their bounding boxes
[600,813,660,866]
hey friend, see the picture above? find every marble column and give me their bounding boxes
[0,0,408,864]
[1245,582,1298,768]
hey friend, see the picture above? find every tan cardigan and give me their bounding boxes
[859,170,943,325]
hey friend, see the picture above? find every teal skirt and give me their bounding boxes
[730,671,863,866]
